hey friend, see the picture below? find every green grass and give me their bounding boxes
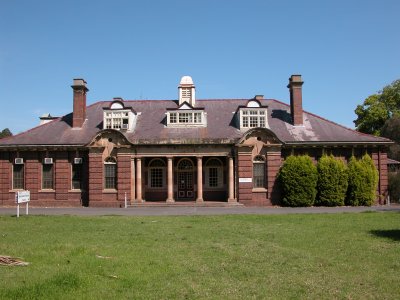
[0,212,399,299]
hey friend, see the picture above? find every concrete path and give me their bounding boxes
[1,205,399,216]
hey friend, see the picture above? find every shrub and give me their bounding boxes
[388,172,400,203]
[316,155,348,206]
[278,155,318,207]
[346,154,379,206]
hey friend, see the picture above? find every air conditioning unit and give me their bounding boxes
[14,158,24,164]
[74,157,83,164]
[44,158,53,164]
[121,123,129,130]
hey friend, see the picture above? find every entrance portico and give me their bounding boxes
[131,153,236,204]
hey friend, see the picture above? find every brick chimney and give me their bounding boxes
[287,75,304,126]
[71,79,89,128]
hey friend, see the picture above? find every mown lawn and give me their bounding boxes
[0,212,399,299]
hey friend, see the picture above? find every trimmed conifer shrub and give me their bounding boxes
[346,154,379,206]
[316,155,348,206]
[278,155,318,207]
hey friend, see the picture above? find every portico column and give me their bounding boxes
[136,157,143,203]
[196,157,203,203]
[131,158,136,203]
[228,156,237,203]
[166,157,175,203]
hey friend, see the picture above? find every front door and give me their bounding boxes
[177,159,194,200]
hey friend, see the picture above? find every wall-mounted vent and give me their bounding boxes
[44,158,53,164]
[74,158,83,164]
[14,158,24,165]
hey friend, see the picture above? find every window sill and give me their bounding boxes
[39,189,55,193]
[252,188,268,193]
[68,189,84,193]
[103,189,117,194]
[9,189,25,193]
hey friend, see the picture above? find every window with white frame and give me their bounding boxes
[253,155,265,188]
[167,111,204,126]
[205,158,223,188]
[71,164,82,190]
[240,109,267,129]
[42,164,54,190]
[104,110,129,130]
[148,159,166,188]
[13,164,24,190]
[104,157,117,189]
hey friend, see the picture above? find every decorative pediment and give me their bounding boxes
[237,128,282,156]
[87,129,132,159]
[88,130,131,148]
[238,128,282,146]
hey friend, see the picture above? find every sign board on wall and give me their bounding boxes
[239,178,252,183]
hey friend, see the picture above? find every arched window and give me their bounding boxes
[104,157,117,189]
[148,158,166,188]
[177,159,194,171]
[253,155,265,188]
[205,158,223,188]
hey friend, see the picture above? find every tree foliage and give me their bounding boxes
[278,155,318,207]
[316,155,348,206]
[346,154,379,206]
[388,172,400,203]
[381,116,400,161]
[354,79,400,135]
[0,128,12,139]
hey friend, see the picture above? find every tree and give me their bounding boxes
[316,155,348,206]
[278,155,318,207]
[381,116,400,161]
[0,128,12,139]
[354,79,400,135]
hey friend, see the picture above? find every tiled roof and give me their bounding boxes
[0,99,392,147]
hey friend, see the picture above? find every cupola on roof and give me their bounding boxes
[178,75,196,106]
[180,76,194,85]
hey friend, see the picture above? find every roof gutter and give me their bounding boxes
[283,141,394,146]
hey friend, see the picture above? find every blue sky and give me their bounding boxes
[1,0,399,134]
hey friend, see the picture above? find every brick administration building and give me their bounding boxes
[0,75,392,207]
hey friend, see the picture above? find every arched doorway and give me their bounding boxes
[177,158,194,200]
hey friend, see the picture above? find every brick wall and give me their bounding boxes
[88,152,103,203]
[117,154,131,203]
[237,152,253,205]
[266,151,282,205]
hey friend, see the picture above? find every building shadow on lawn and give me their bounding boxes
[370,230,400,242]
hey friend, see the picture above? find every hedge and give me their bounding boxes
[346,154,379,206]
[316,155,348,206]
[278,155,318,207]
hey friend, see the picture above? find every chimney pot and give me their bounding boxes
[255,95,264,100]
[73,78,87,87]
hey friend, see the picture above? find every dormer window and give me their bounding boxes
[103,98,137,131]
[168,111,204,125]
[166,101,206,127]
[239,99,268,130]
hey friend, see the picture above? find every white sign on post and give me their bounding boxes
[239,178,252,183]
[15,191,30,217]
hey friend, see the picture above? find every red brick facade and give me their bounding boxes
[0,75,393,207]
